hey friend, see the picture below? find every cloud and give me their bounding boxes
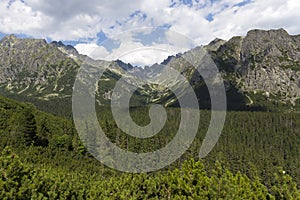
[0,0,51,37]
[210,0,300,39]
[75,43,110,59]
[74,31,186,66]
[112,40,190,66]
[117,48,172,67]
[1,0,300,65]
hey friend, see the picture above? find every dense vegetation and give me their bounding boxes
[1,148,299,199]
[0,95,299,199]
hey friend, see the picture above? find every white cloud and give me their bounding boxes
[164,6,213,44]
[75,43,110,59]
[0,0,51,37]
[118,48,172,66]
[113,40,190,66]
[75,38,183,66]
[1,0,300,65]
[209,0,300,39]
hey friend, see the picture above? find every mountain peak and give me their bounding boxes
[114,59,134,70]
[51,41,79,57]
[0,34,47,49]
[51,41,65,47]
[246,28,290,38]
[0,34,15,47]
[0,34,17,41]
[209,38,227,45]
[206,38,227,51]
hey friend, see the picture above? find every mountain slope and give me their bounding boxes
[157,28,300,111]
[0,28,299,114]
[0,35,149,115]
[210,28,300,110]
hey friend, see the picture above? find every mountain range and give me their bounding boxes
[0,28,299,115]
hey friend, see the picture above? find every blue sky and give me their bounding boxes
[0,0,299,65]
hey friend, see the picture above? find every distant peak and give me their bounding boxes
[51,41,76,50]
[6,34,17,39]
[161,55,175,65]
[51,40,79,56]
[209,38,227,44]
[0,34,17,42]
[247,28,289,36]
[206,38,227,51]
[0,34,47,47]
[276,28,288,33]
[114,59,134,70]
[51,41,65,47]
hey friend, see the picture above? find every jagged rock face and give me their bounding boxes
[50,41,80,58]
[210,36,243,73]
[141,28,300,109]
[205,38,227,52]
[240,29,300,103]
[207,28,300,106]
[0,34,150,105]
[0,35,79,98]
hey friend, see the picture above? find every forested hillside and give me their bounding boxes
[1,149,299,199]
[0,95,299,199]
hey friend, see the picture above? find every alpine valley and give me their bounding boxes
[0,28,300,116]
[0,29,300,199]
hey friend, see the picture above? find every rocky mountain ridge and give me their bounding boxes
[0,28,299,114]
[208,28,300,108]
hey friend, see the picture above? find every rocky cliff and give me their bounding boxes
[208,28,300,109]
